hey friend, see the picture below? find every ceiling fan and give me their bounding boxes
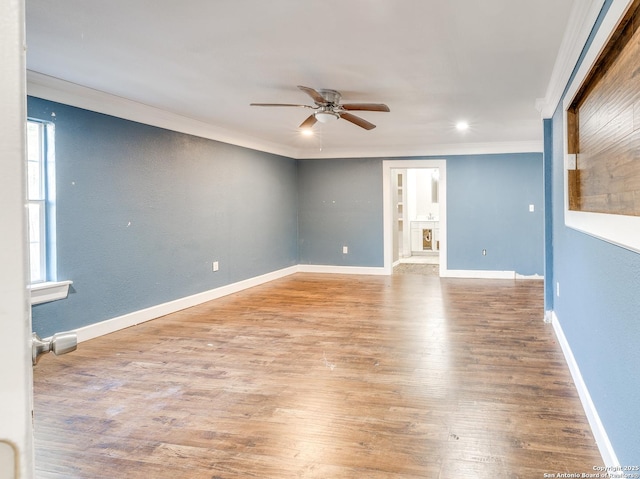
[250,85,390,130]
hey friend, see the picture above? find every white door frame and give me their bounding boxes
[0,0,35,477]
[382,159,447,276]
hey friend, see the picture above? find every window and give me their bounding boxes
[26,118,72,305]
[26,119,53,284]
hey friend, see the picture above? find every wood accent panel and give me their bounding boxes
[33,274,602,478]
[568,0,640,215]
[568,169,581,210]
[567,109,578,155]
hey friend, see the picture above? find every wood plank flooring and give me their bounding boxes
[33,273,602,478]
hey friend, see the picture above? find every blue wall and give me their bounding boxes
[543,119,554,309]
[550,110,640,464]
[297,154,544,275]
[29,99,544,352]
[446,153,544,275]
[29,97,298,337]
[547,0,640,463]
[297,158,384,267]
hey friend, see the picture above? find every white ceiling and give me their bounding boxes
[25,0,578,159]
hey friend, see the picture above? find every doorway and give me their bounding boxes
[394,168,440,263]
[382,160,447,276]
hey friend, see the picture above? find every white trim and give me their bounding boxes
[537,0,606,118]
[564,209,640,253]
[298,140,543,160]
[0,0,34,475]
[297,264,386,275]
[26,71,299,159]
[561,0,640,254]
[515,273,544,280]
[442,269,515,279]
[73,266,298,343]
[565,153,577,170]
[29,280,72,305]
[383,159,448,276]
[544,310,553,323]
[27,71,542,160]
[562,0,635,111]
[550,311,619,468]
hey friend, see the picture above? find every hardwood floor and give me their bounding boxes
[33,273,602,478]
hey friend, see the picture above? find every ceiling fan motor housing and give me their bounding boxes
[317,89,341,106]
[315,90,342,122]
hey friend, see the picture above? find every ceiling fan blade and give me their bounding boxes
[297,85,326,104]
[341,103,390,112]
[250,103,314,108]
[340,112,376,130]
[299,115,318,129]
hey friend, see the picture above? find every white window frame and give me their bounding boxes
[26,119,48,283]
[26,117,72,304]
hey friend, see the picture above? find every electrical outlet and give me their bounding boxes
[213,261,219,272]
[343,246,348,254]
[482,249,487,256]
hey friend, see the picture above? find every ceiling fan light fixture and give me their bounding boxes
[315,111,339,123]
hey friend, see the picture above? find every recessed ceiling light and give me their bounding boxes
[456,121,469,131]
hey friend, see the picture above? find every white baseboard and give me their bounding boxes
[515,273,544,280]
[74,266,299,343]
[550,311,619,468]
[297,264,387,275]
[442,269,515,279]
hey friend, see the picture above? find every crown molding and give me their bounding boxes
[26,70,299,159]
[295,140,543,159]
[28,70,542,160]
[537,0,606,118]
